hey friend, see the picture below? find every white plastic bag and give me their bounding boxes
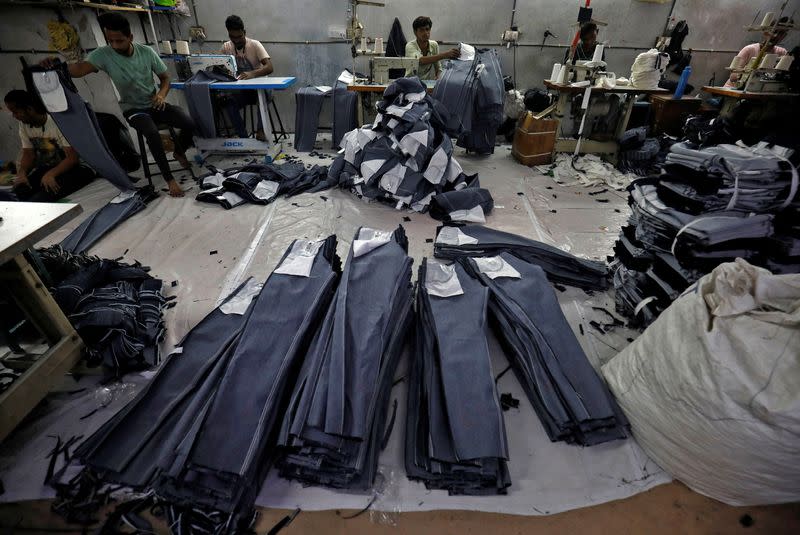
[630,49,669,89]
[602,259,800,505]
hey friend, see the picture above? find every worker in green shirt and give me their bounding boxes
[44,13,194,197]
[405,16,460,80]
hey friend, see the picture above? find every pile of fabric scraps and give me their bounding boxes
[327,76,493,220]
[406,259,511,495]
[38,245,168,378]
[538,153,637,191]
[461,254,629,445]
[196,162,330,209]
[278,227,413,490]
[433,224,609,291]
[611,140,800,327]
[60,187,156,254]
[60,238,341,533]
[433,47,505,154]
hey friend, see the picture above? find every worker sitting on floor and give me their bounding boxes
[43,12,194,197]
[405,16,459,80]
[4,89,95,202]
[725,17,791,87]
[220,14,274,141]
[567,21,604,63]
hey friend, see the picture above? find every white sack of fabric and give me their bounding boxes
[602,259,800,506]
[630,49,669,89]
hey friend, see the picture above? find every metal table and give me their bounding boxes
[0,202,84,443]
[701,85,799,116]
[171,76,296,159]
[544,80,668,162]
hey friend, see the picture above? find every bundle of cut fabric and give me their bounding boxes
[433,224,609,291]
[195,162,330,209]
[433,46,505,154]
[460,254,629,445]
[663,142,799,213]
[278,226,413,490]
[60,188,156,253]
[38,245,167,377]
[62,238,341,533]
[406,259,511,495]
[611,141,800,326]
[327,77,491,217]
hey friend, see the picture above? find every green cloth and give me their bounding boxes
[405,39,440,80]
[87,43,167,111]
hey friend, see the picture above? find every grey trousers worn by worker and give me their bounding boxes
[124,104,195,183]
[13,164,95,203]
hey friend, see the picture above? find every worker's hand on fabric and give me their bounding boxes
[167,179,185,198]
[41,171,61,194]
[13,173,29,188]
[445,48,460,59]
[151,94,167,111]
[237,71,255,80]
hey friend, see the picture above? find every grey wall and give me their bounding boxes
[1,0,799,162]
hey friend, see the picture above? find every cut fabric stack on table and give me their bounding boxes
[611,141,800,326]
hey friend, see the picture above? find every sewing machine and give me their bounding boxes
[188,54,237,77]
[371,57,419,84]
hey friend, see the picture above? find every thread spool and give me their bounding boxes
[360,37,367,52]
[549,63,561,81]
[160,40,173,55]
[759,53,778,69]
[591,43,604,63]
[776,55,794,71]
[556,64,568,84]
[729,56,745,70]
[373,37,384,54]
[761,12,775,28]
[175,40,190,55]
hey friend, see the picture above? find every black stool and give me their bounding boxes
[135,123,195,186]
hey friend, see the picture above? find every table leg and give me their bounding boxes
[0,254,83,443]
[257,89,275,152]
[356,93,365,126]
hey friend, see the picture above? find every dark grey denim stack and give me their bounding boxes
[462,254,629,446]
[156,236,341,514]
[60,188,155,254]
[434,224,609,291]
[48,256,165,378]
[327,76,485,215]
[611,141,800,326]
[195,162,330,209]
[294,83,358,151]
[433,49,505,154]
[278,226,413,490]
[406,259,511,495]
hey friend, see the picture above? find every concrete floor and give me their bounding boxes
[1,138,798,533]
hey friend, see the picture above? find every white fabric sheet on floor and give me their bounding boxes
[0,143,670,513]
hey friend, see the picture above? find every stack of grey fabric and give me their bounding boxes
[460,254,629,445]
[612,141,800,326]
[433,47,505,154]
[406,259,511,495]
[327,77,492,218]
[196,162,330,209]
[38,246,167,378]
[278,226,413,490]
[63,237,341,533]
[433,224,609,291]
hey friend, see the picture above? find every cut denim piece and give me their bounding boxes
[461,253,629,446]
[29,63,137,192]
[278,226,413,490]
[406,258,511,495]
[434,224,609,291]
[59,188,155,254]
[184,69,235,138]
[294,83,358,151]
[433,49,504,154]
[429,188,494,222]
